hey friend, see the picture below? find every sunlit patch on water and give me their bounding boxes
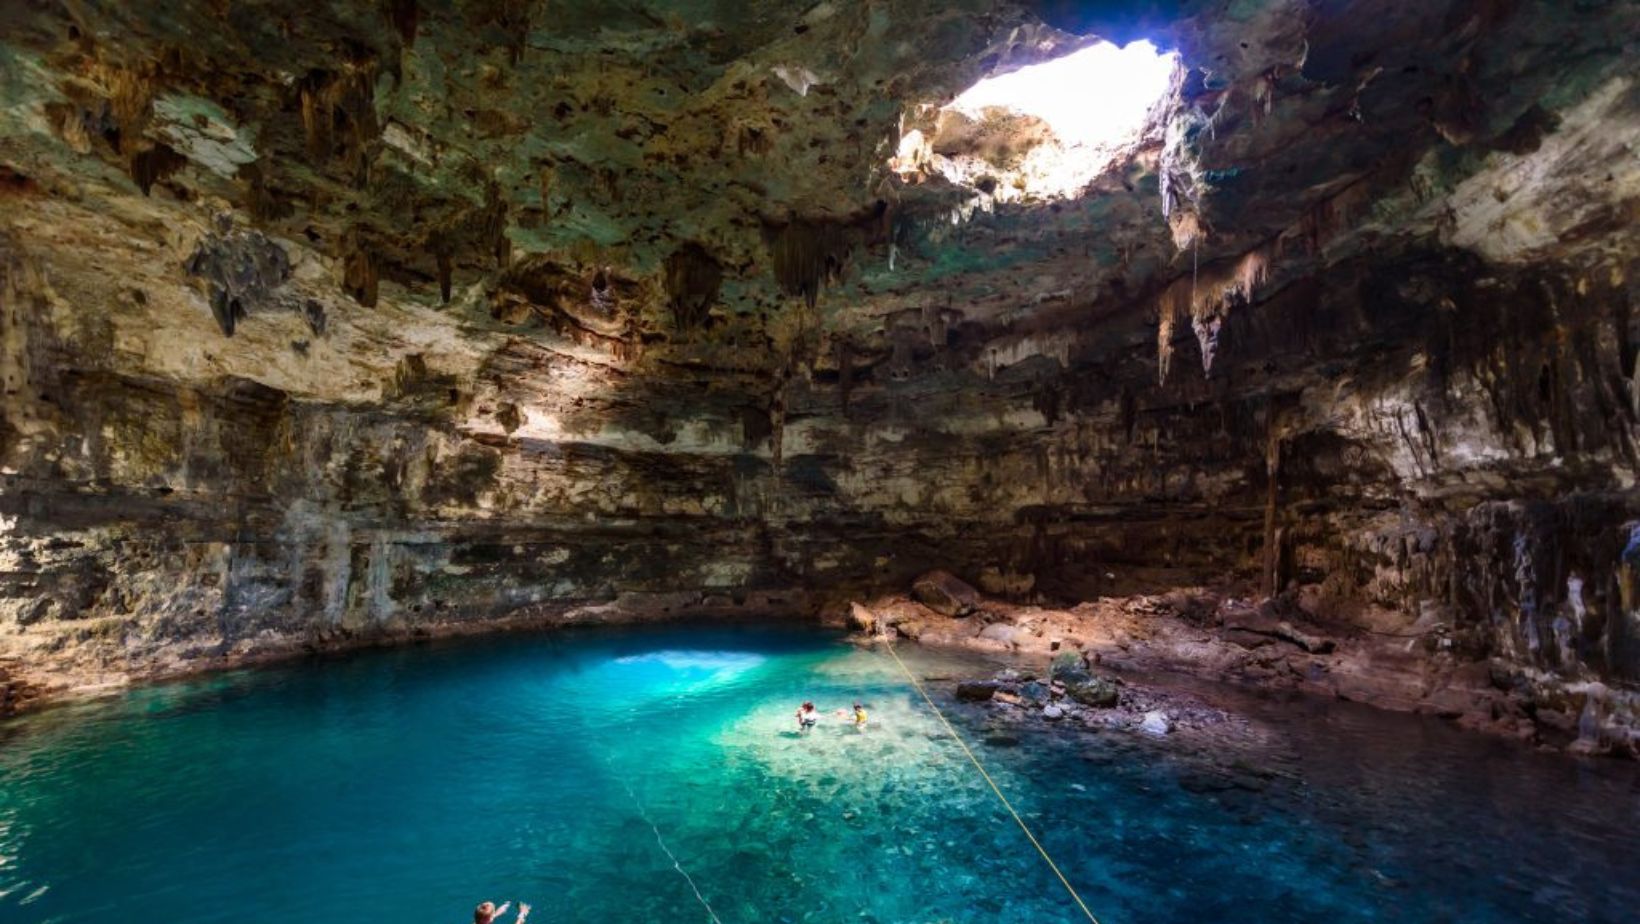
[612,649,767,674]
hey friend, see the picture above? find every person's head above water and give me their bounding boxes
[802,701,814,711]
[475,902,499,924]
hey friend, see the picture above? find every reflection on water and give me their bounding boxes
[0,625,1635,924]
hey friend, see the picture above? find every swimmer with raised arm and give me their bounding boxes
[473,900,530,924]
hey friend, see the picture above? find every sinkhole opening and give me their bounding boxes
[950,39,1179,150]
[894,38,1180,202]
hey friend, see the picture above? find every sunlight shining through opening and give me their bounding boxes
[947,39,1178,149]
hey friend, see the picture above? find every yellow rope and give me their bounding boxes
[879,638,1102,924]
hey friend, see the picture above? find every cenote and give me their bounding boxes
[5,1,1640,921]
[2,626,1635,924]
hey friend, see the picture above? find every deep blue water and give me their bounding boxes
[1,625,1636,924]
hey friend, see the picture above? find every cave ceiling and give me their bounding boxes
[1,0,1630,399]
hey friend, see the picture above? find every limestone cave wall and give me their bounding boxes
[0,0,1636,701]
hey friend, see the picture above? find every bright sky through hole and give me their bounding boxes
[947,39,1178,149]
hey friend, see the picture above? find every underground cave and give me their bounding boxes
[0,1,1637,922]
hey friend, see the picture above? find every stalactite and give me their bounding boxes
[836,337,854,411]
[303,299,327,336]
[1157,246,1272,381]
[208,287,245,335]
[500,0,532,64]
[342,228,378,308]
[1263,421,1285,595]
[1430,61,1485,145]
[128,143,186,196]
[1155,280,1186,384]
[769,380,787,468]
[298,73,331,162]
[436,250,453,304]
[84,61,157,157]
[238,162,293,221]
[663,244,722,331]
[483,181,510,269]
[297,64,381,181]
[1287,180,1373,257]
[386,0,419,46]
[767,220,850,310]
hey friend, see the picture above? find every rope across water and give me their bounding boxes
[877,638,1103,924]
[602,756,726,924]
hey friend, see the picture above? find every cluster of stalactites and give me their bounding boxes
[664,244,724,331]
[298,63,382,186]
[1156,246,1270,382]
[768,220,851,310]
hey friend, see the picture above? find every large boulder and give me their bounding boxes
[847,602,878,632]
[977,622,1019,645]
[912,570,980,616]
[977,566,1036,597]
[1051,653,1119,707]
[1065,677,1120,708]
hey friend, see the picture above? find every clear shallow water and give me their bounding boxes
[1,625,1636,924]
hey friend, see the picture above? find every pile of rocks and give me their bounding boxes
[952,652,1181,737]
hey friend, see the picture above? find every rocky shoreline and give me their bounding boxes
[840,572,1640,761]
[8,567,1635,764]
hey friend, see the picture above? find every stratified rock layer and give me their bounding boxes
[0,0,1636,730]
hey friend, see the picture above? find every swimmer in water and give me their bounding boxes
[796,701,820,731]
[472,901,530,924]
[832,702,868,729]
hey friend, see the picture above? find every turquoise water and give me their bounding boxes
[1,625,1636,924]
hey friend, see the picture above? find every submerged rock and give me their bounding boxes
[955,680,999,702]
[1140,711,1172,736]
[1016,681,1050,704]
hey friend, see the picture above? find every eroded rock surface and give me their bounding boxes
[0,0,1636,734]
